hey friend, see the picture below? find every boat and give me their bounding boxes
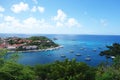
[61,55,66,58]
[111,56,115,59]
[70,50,74,53]
[85,55,91,61]
[76,53,81,56]
[80,48,85,50]
[85,57,91,61]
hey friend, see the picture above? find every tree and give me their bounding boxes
[34,59,96,80]
[0,49,36,80]
[96,43,120,80]
[100,43,120,57]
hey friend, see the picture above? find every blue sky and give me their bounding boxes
[0,0,120,35]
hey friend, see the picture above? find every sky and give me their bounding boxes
[0,0,120,35]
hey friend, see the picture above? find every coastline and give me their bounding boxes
[8,45,63,53]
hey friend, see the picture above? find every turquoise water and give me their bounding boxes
[3,34,120,66]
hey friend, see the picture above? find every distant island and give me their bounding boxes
[0,36,61,52]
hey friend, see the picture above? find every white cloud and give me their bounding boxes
[53,9,80,27]
[53,9,66,22]
[22,17,52,32]
[0,9,81,34]
[0,16,23,33]
[66,18,80,27]
[24,18,54,34]
[38,6,45,13]
[100,19,108,26]
[23,17,39,28]
[4,16,22,27]
[0,16,54,34]
[11,2,29,13]
[0,6,5,12]
[4,16,15,21]
[56,22,64,27]
[31,6,45,13]
[31,6,37,12]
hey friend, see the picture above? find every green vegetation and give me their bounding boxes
[27,36,59,49]
[97,43,120,80]
[1,43,120,80]
[0,49,35,80]
[96,56,120,80]
[34,59,96,80]
[100,43,120,57]
[28,36,49,41]
[7,37,22,45]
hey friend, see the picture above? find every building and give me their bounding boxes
[23,45,38,50]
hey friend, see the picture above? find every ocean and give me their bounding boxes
[1,34,120,66]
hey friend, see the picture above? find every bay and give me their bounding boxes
[2,34,120,66]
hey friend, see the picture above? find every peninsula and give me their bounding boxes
[0,36,60,52]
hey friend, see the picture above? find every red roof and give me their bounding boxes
[0,44,5,48]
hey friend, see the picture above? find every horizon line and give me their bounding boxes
[0,33,120,36]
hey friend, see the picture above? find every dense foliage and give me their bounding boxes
[28,36,49,41]
[28,36,59,48]
[100,43,120,57]
[8,38,21,45]
[1,43,120,80]
[34,59,96,80]
[96,56,120,80]
[0,49,35,80]
[97,43,120,80]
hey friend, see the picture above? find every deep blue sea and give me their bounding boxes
[1,34,120,66]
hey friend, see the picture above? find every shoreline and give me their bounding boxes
[8,45,63,53]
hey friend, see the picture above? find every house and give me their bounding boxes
[7,44,23,50]
[47,40,50,43]
[23,45,38,50]
[0,40,9,48]
[7,46,17,50]
[0,44,5,48]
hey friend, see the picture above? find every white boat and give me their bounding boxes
[85,56,91,61]
[111,56,115,59]
[76,53,81,56]
[61,55,66,58]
